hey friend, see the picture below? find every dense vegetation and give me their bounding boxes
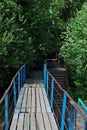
[0,0,87,100]
[60,3,87,100]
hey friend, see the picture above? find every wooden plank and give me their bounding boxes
[48,113,58,130]
[15,92,24,113]
[39,82,44,87]
[24,83,29,88]
[31,88,36,112]
[35,83,39,88]
[26,88,31,113]
[10,112,18,130]
[11,76,58,130]
[15,95,22,112]
[41,87,51,112]
[24,113,30,130]
[43,112,51,130]
[36,113,44,130]
[20,87,25,95]
[39,88,46,112]
[17,113,24,130]
[21,88,28,112]
[31,113,36,130]
[36,88,41,112]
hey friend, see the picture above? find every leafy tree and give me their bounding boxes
[0,0,35,91]
[60,2,87,100]
[0,0,86,96]
[56,0,87,21]
[16,0,65,68]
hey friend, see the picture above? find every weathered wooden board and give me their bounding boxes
[36,113,44,130]
[10,75,58,130]
[10,112,19,130]
[17,113,24,130]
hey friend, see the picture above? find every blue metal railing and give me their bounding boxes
[0,64,26,130]
[44,63,87,130]
[78,98,87,130]
[78,98,87,112]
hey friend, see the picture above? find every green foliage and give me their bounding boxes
[60,3,87,100]
[56,0,86,21]
[17,0,65,58]
[0,0,87,98]
[0,1,35,90]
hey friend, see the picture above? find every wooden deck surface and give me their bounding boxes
[10,71,58,130]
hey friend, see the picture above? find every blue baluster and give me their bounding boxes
[85,122,87,130]
[18,71,20,96]
[24,64,26,82]
[23,66,24,84]
[44,64,47,88]
[21,69,23,87]
[22,68,23,86]
[46,72,49,96]
[61,93,67,130]
[13,80,16,109]
[5,93,8,130]
[69,108,75,130]
[50,78,54,109]
[43,64,45,85]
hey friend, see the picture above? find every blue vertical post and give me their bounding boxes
[5,92,8,130]
[18,71,20,96]
[50,78,54,109]
[44,64,47,88]
[24,64,26,82]
[69,108,75,130]
[22,68,23,86]
[61,93,67,130]
[46,72,49,96]
[84,116,87,130]
[43,64,45,85]
[21,69,23,87]
[22,66,24,84]
[13,80,16,109]
[85,123,87,130]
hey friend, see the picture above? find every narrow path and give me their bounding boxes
[10,71,58,130]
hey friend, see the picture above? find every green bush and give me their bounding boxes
[60,3,87,100]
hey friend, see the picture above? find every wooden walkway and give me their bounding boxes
[10,72,58,130]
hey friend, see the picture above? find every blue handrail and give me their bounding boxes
[78,98,87,111]
[0,64,26,130]
[44,63,87,130]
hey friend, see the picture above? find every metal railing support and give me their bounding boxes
[18,71,20,96]
[24,64,26,82]
[61,93,67,130]
[69,108,75,130]
[0,64,27,130]
[46,72,49,96]
[13,80,16,109]
[5,93,8,130]
[50,78,54,109]
[85,123,87,130]
[84,122,87,130]
[44,64,47,88]
[23,66,25,84]
[21,69,23,87]
[78,98,87,130]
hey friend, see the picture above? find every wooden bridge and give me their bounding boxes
[0,58,87,130]
[10,72,58,130]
